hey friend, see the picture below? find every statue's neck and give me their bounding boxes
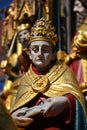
[32,61,56,75]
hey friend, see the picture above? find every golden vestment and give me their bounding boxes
[11,61,87,117]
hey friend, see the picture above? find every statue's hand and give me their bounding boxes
[43,96,68,117]
[11,107,34,126]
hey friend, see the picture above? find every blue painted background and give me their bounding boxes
[0,0,13,9]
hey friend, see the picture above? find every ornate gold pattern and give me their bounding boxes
[73,19,87,51]
[32,76,50,93]
[29,17,58,46]
[73,30,87,51]
[18,0,36,21]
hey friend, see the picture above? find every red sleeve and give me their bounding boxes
[64,94,76,124]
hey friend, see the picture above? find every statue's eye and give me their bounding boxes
[42,45,52,53]
[32,46,39,53]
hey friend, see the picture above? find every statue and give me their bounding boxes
[65,0,87,106]
[11,17,87,130]
[17,23,31,74]
[65,19,87,105]
[17,23,30,48]
[73,0,87,30]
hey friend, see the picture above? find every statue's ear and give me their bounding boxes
[28,49,32,60]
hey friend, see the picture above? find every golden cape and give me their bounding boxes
[11,61,87,117]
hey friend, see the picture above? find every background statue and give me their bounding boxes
[17,23,31,74]
[73,0,87,30]
[65,0,87,106]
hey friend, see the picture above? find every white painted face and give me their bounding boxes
[73,0,85,13]
[18,29,29,47]
[73,0,87,29]
[29,41,55,70]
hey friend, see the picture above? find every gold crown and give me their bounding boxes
[17,23,30,32]
[29,17,58,46]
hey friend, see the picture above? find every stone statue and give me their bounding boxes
[11,17,87,130]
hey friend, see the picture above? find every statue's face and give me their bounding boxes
[73,0,85,13]
[73,0,87,29]
[29,41,54,70]
[18,29,29,47]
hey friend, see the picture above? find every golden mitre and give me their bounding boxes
[29,17,58,46]
[17,23,30,32]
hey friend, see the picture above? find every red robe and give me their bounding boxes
[70,59,84,84]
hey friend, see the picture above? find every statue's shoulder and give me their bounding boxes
[55,60,68,71]
[20,71,30,84]
[55,61,78,84]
